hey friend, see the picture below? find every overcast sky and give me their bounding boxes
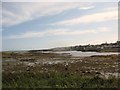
[2,2,118,51]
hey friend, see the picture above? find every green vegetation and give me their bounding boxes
[2,71,119,88]
[2,51,119,89]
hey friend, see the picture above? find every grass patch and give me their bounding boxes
[2,71,119,88]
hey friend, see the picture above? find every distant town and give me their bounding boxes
[29,41,120,52]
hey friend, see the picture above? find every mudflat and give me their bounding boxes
[2,51,120,88]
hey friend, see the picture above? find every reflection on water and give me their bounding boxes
[54,51,119,57]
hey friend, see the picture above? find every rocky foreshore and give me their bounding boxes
[2,51,120,88]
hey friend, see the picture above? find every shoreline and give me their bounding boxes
[2,51,120,88]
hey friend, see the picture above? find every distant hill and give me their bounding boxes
[29,41,120,52]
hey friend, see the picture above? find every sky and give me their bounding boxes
[2,2,118,51]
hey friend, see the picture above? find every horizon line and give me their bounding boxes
[1,40,119,52]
